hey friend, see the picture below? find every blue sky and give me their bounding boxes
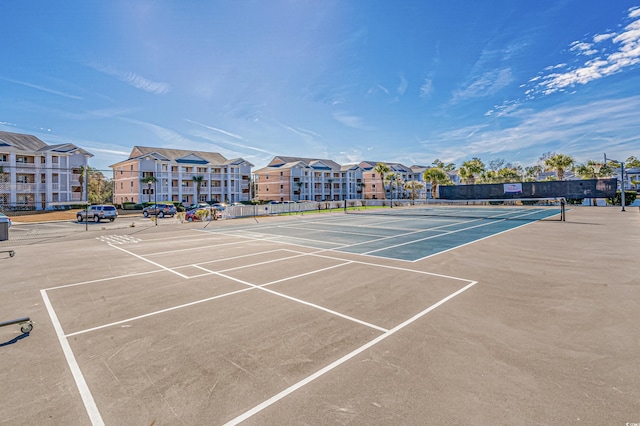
[2,0,639,172]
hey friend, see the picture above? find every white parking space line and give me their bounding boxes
[41,290,105,426]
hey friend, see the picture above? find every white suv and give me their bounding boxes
[77,205,118,223]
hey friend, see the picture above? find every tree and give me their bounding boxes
[77,165,90,202]
[384,172,400,199]
[432,159,456,171]
[544,153,574,180]
[404,180,424,200]
[141,175,158,204]
[374,163,390,199]
[625,156,640,168]
[488,158,505,172]
[574,160,610,179]
[524,165,543,181]
[496,167,521,182]
[88,171,113,204]
[192,175,204,203]
[295,181,303,201]
[423,168,451,199]
[460,158,485,184]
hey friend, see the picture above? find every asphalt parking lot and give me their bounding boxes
[1,207,639,425]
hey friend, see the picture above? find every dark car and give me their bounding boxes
[143,203,177,218]
[77,205,118,222]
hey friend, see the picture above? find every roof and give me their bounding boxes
[359,161,412,172]
[0,131,92,157]
[269,156,342,170]
[111,146,230,167]
[0,131,48,151]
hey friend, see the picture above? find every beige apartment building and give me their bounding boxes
[254,156,442,203]
[0,131,92,210]
[254,156,364,202]
[110,146,253,206]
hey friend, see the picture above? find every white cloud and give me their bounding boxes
[333,111,369,130]
[570,41,598,55]
[420,78,433,97]
[530,7,640,97]
[90,63,170,95]
[0,77,82,100]
[451,68,513,102]
[397,74,408,95]
[434,95,640,163]
[185,119,245,140]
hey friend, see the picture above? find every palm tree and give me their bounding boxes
[356,182,365,200]
[374,163,390,199]
[384,172,397,200]
[77,165,94,203]
[423,168,450,199]
[544,153,574,180]
[192,175,204,204]
[141,175,158,203]
[432,159,456,171]
[404,180,424,201]
[295,181,303,201]
[574,161,602,179]
[524,165,543,181]
[460,158,485,184]
[625,156,640,168]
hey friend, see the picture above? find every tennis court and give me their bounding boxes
[1,205,639,425]
[207,200,565,261]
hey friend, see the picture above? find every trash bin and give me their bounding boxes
[0,217,9,241]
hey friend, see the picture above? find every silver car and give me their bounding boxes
[77,205,118,223]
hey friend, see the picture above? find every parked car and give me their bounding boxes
[143,203,177,218]
[187,202,210,210]
[77,205,118,223]
[211,203,227,210]
[0,212,12,227]
[185,207,222,221]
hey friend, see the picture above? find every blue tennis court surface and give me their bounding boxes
[208,207,562,261]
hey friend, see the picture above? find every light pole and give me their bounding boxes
[84,167,89,232]
[604,153,626,212]
[154,178,158,226]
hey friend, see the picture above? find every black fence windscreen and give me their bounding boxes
[438,178,618,200]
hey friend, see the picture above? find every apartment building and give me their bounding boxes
[0,131,92,210]
[110,146,252,206]
[254,156,364,202]
[359,161,426,199]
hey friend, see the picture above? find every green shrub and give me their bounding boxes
[607,191,637,206]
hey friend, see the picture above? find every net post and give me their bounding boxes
[560,197,566,221]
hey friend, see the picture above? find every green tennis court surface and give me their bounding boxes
[206,205,563,261]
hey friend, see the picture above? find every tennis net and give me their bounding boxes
[346,198,566,221]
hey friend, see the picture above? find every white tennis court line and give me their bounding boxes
[193,263,389,333]
[42,228,479,426]
[64,287,255,337]
[360,216,516,256]
[224,280,478,425]
[412,220,537,262]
